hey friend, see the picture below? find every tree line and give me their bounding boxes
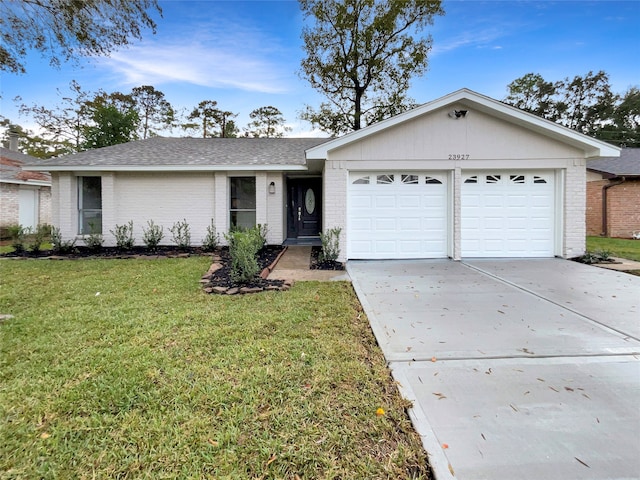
[1,0,637,156]
[3,82,292,158]
[504,71,639,147]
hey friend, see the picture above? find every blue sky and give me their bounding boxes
[1,0,638,137]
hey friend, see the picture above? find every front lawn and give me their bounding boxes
[586,236,640,262]
[0,257,429,479]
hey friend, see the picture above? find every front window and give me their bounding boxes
[78,176,102,234]
[230,177,256,229]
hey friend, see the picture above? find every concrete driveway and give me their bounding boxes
[347,259,640,480]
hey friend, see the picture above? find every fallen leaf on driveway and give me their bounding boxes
[433,392,447,400]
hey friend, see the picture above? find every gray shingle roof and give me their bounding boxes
[587,148,640,176]
[0,147,51,183]
[26,137,332,169]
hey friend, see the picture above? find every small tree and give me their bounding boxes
[131,85,175,138]
[245,106,291,138]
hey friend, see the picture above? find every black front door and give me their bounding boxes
[287,178,322,238]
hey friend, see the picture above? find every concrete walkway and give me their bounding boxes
[268,246,350,282]
[594,256,640,272]
[348,259,640,480]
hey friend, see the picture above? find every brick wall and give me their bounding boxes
[0,183,51,228]
[323,159,348,262]
[563,161,586,258]
[0,182,19,227]
[586,178,640,238]
[586,179,606,236]
[38,187,52,226]
[607,180,640,238]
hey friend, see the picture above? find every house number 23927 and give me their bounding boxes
[448,154,470,160]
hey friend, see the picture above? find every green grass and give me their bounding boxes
[0,257,429,479]
[586,236,640,262]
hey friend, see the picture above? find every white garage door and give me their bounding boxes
[348,172,448,259]
[462,171,555,257]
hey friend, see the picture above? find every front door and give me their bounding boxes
[287,178,322,238]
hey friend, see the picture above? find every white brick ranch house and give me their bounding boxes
[25,89,619,261]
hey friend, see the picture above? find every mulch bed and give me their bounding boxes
[2,244,345,294]
[201,246,289,295]
[0,245,209,259]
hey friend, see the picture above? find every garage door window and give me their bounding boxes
[377,174,394,184]
[401,174,419,184]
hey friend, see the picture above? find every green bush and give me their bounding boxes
[9,225,27,254]
[110,221,135,250]
[224,227,264,283]
[142,220,164,251]
[202,219,219,252]
[50,227,76,254]
[27,224,50,253]
[84,221,104,251]
[319,227,342,262]
[170,219,191,250]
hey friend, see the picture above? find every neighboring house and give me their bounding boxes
[586,148,640,238]
[0,147,52,231]
[24,89,619,261]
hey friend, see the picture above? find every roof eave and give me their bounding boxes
[22,164,309,172]
[0,178,51,186]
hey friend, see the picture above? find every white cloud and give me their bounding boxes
[104,40,290,94]
[431,28,507,55]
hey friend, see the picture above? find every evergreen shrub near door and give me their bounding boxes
[224,226,265,283]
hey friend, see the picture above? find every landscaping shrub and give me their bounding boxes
[110,221,135,250]
[224,227,264,283]
[27,225,50,253]
[170,219,191,250]
[319,227,342,262]
[9,225,27,254]
[142,220,164,251]
[202,219,219,252]
[50,226,76,254]
[84,222,104,251]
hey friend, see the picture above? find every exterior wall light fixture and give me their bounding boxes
[269,181,276,194]
[448,110,468,119]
